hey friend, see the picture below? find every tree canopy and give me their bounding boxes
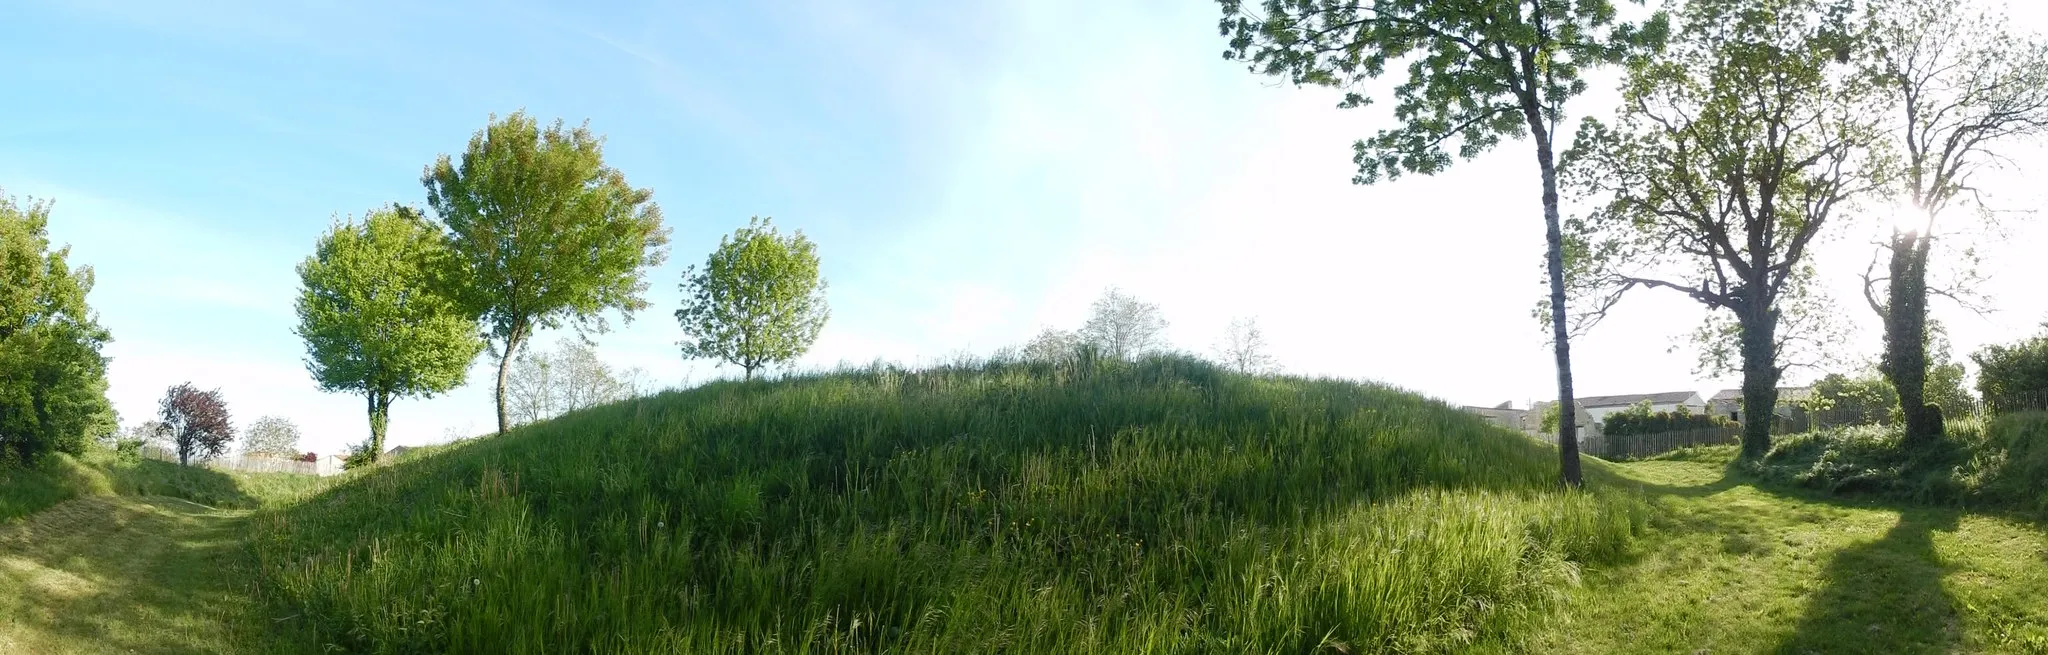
[675,216,829,381]
[0,191,115,464]
[243,415,304,459]
[424,111,669,433]
[296,205,483,461]
[159,383,233,466]
[1080,287,1168,361]
[1562,0,1882,456]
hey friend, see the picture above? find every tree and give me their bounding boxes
[1212,316,1276,375]
[506,338,646,426]
[1018,327,1083,362]
[242,416,303,459]
[1079,287,1168,361]
[0,191,115,464]
[1562,0,1883,457]
[296,206,484,463]
[1973,326,2048,413]
[424,111,669,433]
[1857,0,2048,448]
[1217,0,1667,487]
[675,216,829,381]
[159,383,233,466]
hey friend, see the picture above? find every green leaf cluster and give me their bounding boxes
[295,205,483,456]
[1218,0,1666,184]
[422,110,668,433]
[0,192,115,464]
[675,217,829,380]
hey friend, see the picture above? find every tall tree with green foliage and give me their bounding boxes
[423,112,669,433]
[1858,0,2048,448]
[675,217,829,381]
[0,191,115,464]
[1562,0,1883,457]
[1216,0,1666,486]
[295,206,484,461]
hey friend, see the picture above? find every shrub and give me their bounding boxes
[1600,400,1734,437]
[1974,331,2048,414]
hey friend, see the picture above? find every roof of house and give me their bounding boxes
[1708,387,1813,402]
[1574,391,1702,408]
[384,445,414,458]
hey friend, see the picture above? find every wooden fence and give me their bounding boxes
[1582,425,1741,461]
[137,443,336,476]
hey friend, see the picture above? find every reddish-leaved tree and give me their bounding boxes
[159,382,235,466]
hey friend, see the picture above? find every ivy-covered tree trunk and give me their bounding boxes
[1737,299,1781,457]
[1881,232,1939,447]
[368,391,390,462]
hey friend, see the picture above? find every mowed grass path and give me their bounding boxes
[1536,452,2048,654]
[0,495,316,655]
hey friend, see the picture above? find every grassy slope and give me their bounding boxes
[1,448,327,523]
[253,357,1644,654]
[1527,447,2048,654]
[0,495,322,654]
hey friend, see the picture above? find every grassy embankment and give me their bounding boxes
[1,449,327,653]
[251,356,1646,653]
[1,448,325,523]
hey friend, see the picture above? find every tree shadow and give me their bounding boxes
[1774,507,1961,654]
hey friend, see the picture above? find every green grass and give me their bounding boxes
[1745,412,2048,513]
[0,454,110,523]
[251,356,1645,653]
[1524,448,2048,653]
[1,448,326,524]
[0,495,323,654]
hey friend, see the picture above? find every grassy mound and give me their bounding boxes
[252,357,1643,653]
[1748,412,2048,512]
[1,449,322,522]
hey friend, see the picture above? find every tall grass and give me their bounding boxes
[1749,411,2048,512]
[252,356,1643,653]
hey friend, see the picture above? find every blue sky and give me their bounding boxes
[6,0,2048,457]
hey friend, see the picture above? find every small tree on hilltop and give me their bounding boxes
[296,206,484,463]
[1212,316,1275,375]
[159,383,233,466]
[424,111,669,434]
[243,415,303,459]
[1019,327,1083,362]
[1080,287,1167,361]
[676,217,830,381]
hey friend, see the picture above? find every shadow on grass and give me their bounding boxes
[0,496,319,654]
[1774,508,1961,654]
[100,458,262,509]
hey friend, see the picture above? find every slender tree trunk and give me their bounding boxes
[1737,300,1781,457]
[178,436,189,467]
[495,323,526,435]
[368,391,390,462]
[1882,231,1938,447]
[1536,135,1583,487]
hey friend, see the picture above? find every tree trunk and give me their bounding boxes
[1882,231,1938,448]
[1737,301,1780,458]
[1536,133,1582,487]
[178,436,189,467]
[495,324,526,435]
[368,391,390,463]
